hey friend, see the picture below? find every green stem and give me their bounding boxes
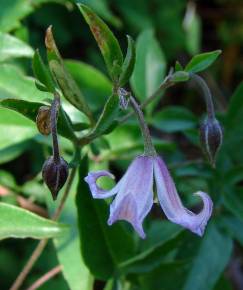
[119,78,174,124]
[51,93,61,163]
[190,73,215,119]
[130,96,156,156]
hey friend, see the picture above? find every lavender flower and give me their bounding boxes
[85,155,213,239]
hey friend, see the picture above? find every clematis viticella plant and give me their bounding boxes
[85,94,213,239]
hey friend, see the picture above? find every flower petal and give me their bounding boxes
[84,170,119,199]
[108,156,154,238]
[154,157,213,236]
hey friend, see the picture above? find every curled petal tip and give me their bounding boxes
[84,170,117,199]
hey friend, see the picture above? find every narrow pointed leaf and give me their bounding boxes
[175,61,184,72]
[76,157,135,280]
[0,202,68,240]
[32,50,55,92]
[78,4,123,81]
[185,50,222,73]
[45,27,93,121]
[119,35,136,86]
[85,93,119,141]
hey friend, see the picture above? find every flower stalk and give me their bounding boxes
[190,73,215,119]
[129,96,156,156]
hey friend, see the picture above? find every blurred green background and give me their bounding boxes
[0,0,242,289]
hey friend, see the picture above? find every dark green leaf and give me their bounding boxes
[65,60,112,110]
[185,50,222,73]
[175,61,184,72]
[183,223,232,290]
[219,216,243,246]
[76,157,135,280]
[223,189,243,221]
[119,35,136,86]
[153,106,197,133]
[0,202,68,240]
[120,221,183,274]
[32,50,55,92]
[86,93,119,141]
[139,261,190,290]
[78,4,123,81]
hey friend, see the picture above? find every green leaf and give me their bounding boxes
[0,98,77,142]
[139,261,190,290]
[65,60,112,110]
[0,0,68,32]
[0,140,31,164]
[183,223,232,290]
[0,32,33,62]
[76,157,135,280]
[120,221,183,274]
[183,2,201,55]
[75,0,121,28]
[170,71,190,83]
[0,107,36,150]
[32,50,55,92]
[219,216,243,246]
[46,172,93,290]
[0,64,51,102]
[153,106,197,133]
[45,27,93,121]
[86,93,119,141]
[223,188,243,221]
[223,83,243,162]
[78,4,123,81]
[185,50,222,73]
[131,29,166,101]
[175,61,184,72]
[119,35,136,86]
[0,202,68,240]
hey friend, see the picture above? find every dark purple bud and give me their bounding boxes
[200,117,223,167]
[42,156,69,200]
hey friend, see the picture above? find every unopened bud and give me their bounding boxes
[42,156,69,200]
[36,106,51,135]
[200,117,223,167]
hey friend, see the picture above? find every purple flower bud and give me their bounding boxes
[42,156,69,200]
[200,117,223,166]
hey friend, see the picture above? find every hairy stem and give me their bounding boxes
[130,96,156,156]
[190,73,215,119]
[51,93,61,163]
[120,78,174,124]
[9,167,77,290]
